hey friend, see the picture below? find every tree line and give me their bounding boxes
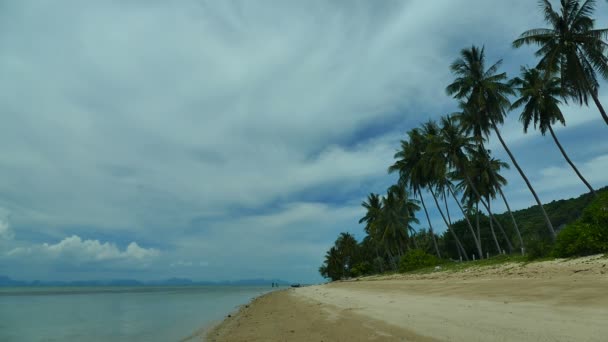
[320,0,608,281]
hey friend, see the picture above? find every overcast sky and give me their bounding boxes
[1,0,607,283]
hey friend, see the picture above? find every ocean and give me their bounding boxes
[0,285,274,341]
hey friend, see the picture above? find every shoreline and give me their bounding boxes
[205,255,608,341]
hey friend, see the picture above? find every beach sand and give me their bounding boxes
[206,255,608,341]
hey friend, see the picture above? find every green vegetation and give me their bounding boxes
[553,192,608,257]
[319,0,608,280]
[398,249,440,273]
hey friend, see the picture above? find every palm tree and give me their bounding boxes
[359,193,384,256]
[319,247,342,281]
[335,232,359,277]
[389,129,441,258]
[447,45,557,240]
[513,0,608,126]
[376,185,420,266]
[436,113,516,257]
[420,120,469,260]
[472,147,515,254]
[511,66,597,196]
[452,103,526,254]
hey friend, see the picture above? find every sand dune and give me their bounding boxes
[207,255,608,341]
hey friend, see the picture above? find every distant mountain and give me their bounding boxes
[0,275,291,287]
[224,278,290,286]
[0,275,27,286]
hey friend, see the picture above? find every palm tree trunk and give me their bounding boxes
[498,186,525,255]
[490,119,556,240]
[548,125,596,196]
[443,187,469,261]
[430,187,466,261]
[487,198,502,255]
[448,184,482,259]
[460,162,514,249]
[590,89,608,126]
[386,248,396,271]
[489,203,514,254]
[476,202,482,259]
[418,188,441,258]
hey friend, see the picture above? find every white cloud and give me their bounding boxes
[0,209,13,241]
[535,154,608,193]
[0,219,13,241]
[169,260,209,268]
[6,235,159,263]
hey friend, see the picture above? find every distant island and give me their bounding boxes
[0,275,291,287]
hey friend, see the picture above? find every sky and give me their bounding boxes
[0,0,607,284]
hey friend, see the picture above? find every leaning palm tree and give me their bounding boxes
[452,103,526,254]
[447,45,557,240]
[359,193,384,256]
[472,147,515,254]
[438,113,520,257]
[421,120,469,260]
[513,0,608,126]
[389,129,441,258]
[376,185,420,265]
[511,66,597,196]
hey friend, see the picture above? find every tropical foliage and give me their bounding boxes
[553,192,608,257]
[319,0,607,280]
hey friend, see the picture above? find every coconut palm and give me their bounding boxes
[389,129,441,258]
[420,120,469,260]
[359,193,384,256]
[472,147,515,254]
[376,185,420,266]
[451,103,526,254]
[513,0,608,126]
[436,114,513,257]
[319,247,342,281]
[446,45,557,240]
[511,66,597,196]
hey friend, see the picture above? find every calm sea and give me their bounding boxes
[0,285,274,342]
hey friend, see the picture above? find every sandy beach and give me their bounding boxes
[206,255,608,341]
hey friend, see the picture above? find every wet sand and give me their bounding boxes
[206,255,608,341]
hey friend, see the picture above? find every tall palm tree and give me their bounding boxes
[389,129,441,258]
[438,112,516,256]
[471,147,515,254]
[513,0,608,126]
[439,184,469,260]
[452,103,526,253]
[359,193,383,256]
[511,66,597,196]
[421,120,469,260]
[447,45,557,240]
[376,185,420,265]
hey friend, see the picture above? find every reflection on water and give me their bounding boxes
[0,286,272,342]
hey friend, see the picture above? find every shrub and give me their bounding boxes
[525,235,554,260]
[579,192,608,227]
[399,249,440,273]
[350,261,371,278]
[553,222,608,257]
[553,193,608,258]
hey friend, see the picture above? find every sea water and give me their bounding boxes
[0,285,274,341]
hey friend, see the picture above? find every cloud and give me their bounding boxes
[0,208,13,241]
[535,154,608,193]
[0,219,13,241]
[169,260,209,268]
[6,235,159,263]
